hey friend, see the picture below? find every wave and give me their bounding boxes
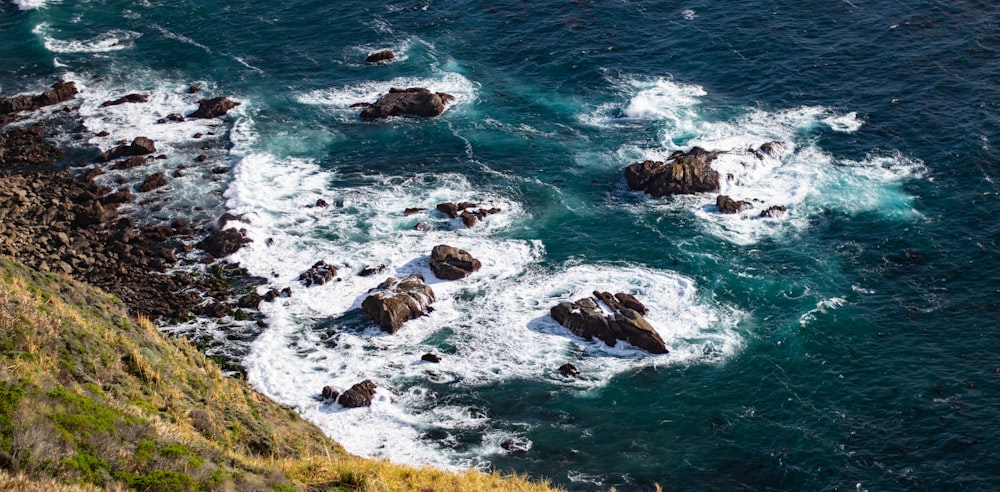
[34,23,141,53]
[11,0,54,10]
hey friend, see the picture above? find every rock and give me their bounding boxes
[759,141,785,158]
[413,222,431,232]
[500,439,529,455]
[338,379,377,408]
[404,207,427,216]
[100,189,135,205]
[189,97,240,119]
[237,292,261,309]
[167,113,185,122]
[359,87,455,119]
[759,205,788,218]
[299,260,337,286]
[421,353,441,363]
[113,155,149,170]
[262,289,280,302]
[139,172,167,192]
[359,264,386,277]
[99,137,157,162]
[0,123,64,168]
[429,244,481,280]
[188,86,201,94]
[100,93,149,107]
[195,228,251,257]
[365,50,396,63]
[321,386,340,401]
[361,274,436,334]
[550,291,668,354]
[558,363,581,377]
[315,198,329,207]
[716,194,751,214]
[435,202,501,227]
[211,167,229,174]
[436,202,459,218]
[0,81,78,117]
[625,147,721,197]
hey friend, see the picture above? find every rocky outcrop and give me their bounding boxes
[361,274,435,334]
[0,123,64,169]
[365,50,395,63]
[0,81,78,122]
[716,194,751,214]
[759,205,788,218]
[139,172,167,192]
[558,363,580,377]
[435,202,501,227]
[99,137,157,162]
[550,291,668,354]
[321,386,340,401]
[338,380,377,408]
[625,147,721,197]
[359,88,454,119]
[189,97,240,119]
[421,353,441,363]
[429,244,481,280]
[100,93,149,107]
[299,260,337,286]
[195,228,251,258]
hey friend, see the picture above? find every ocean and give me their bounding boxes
[2,0,999,489]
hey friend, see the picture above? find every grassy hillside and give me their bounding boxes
[0,257,562,491]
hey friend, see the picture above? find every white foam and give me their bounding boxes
[598,77,924,245]
[11,0,52,10]
[297,72,478,122]
[34,23,141,53]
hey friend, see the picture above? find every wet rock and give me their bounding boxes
[100,93,149,107]
[359,264,386,277]
[359,87,455,119]
[99,137,157,162]
[429,244,481,280]
[759,205,788,218]
[421,353,442,363]
[315,198,329,207]
[365,50,396,64]
[625,147,721,197]
[100,189,135,205]
[759,141,785,158]
[237,292,262,309]
[550,291,668,354]
[0,81,78,118]
[501,439,529,455]
[113,155,149,170]
[435,202,501,227]
[139,172,167,192]
[338,380,377,408]
[716,194,752,214]
[404,207,427,216]
[298,260,337,286]
[195,228,251,257]
[321,386,340,401]
[558,363,581,377]
[362,274,436,334]
[189,97,240,119]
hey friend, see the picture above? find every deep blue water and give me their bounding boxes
[3,1,1000,490]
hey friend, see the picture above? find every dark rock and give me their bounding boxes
[349,102,370,108]
[413,222,431,232]
[436,202,459,218]
[625,147,721,197]
[365,50,396,64]
[237,292,262,309]
[459,207,500,227]
[361,274,435,334]
[211,166,229,174]
[716,195,752,214]
[201,301,232,318]
[0,81,78,116]
[500,439,529,455]
[188,86,201,94]
[96,131,110,137]
[100,93,149,107]
[321,386,340,401]
[316,198,329,207]
[99,137,157,162]
[189,97,240,119]
[196,154,208,162]
[262,289,280,302]
[550,291,668,354]
[558,363,581,377]
[139,172,167,192]
[359,87,455,119]
[338,380,377,408]
[167,113,185,122]
[759,205,788,218]
[100,189,135,205]
[299,260,337,287]
[113,155,149,170]
[759,141,785,158]
[359,264,386,277]
[404,207,427,216]
[421,353,442,363]
[429,244,481,280]
[195,228,251,257]
[193,132,203,139]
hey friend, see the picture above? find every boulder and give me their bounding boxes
[299,260,337,286]
[359,264,386,277]
[558,363,581,377]
[624,147,721,197]
[362,274,435,334]
[139,172,167,192]
[359,87,455,119]
[429,244,481,280]
[113,155,149,170]
[759,205,788,218]
[435,202,501,227]
[189,97,240,119]
[99,137,157,162]
[365,50,396,63]
[237,292,262,309]
[0,81,78,116]
[338,380,377,408]
[550,291,668,354]
[195,228,251,257]
[759,141,785,158]
[404,207,427,216]
[421,353,441,363]
[716,194,751,214]
[321,386,340,401]
[100,93,149,107]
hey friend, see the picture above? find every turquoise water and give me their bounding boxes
[3,1,999,489]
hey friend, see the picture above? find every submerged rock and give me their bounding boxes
[100,93,149,107]
[365,50,396,63]
[550,291,668,354]
[359,87,454,119]
[558,363,581,377]
[361,274,435,334]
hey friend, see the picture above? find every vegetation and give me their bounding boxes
[0,258,562,491]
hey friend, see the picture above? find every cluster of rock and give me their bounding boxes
[0,81,78,125]
[321,379,378,408]
[361,274,436,334]
[550,291,669,354]
[356,87,454,120]
[625,142,790,218]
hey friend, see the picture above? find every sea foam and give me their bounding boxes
[34,23,141,53]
